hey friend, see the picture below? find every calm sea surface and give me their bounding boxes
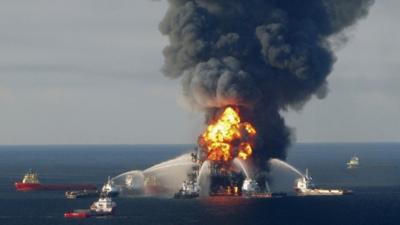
[0,143,399,225]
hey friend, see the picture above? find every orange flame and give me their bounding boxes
[199,107,256,162]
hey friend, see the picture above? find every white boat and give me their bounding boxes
[174,180,200,199]
[294,169,352,196]
[242,178,262,195]
[347,155,359,169]
[242,178,286,198]
[101,176,119,197]
[65,193,117,218]
[89,195,117,216]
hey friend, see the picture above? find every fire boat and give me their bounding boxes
[174,166,200,199]
[241,178,287,198]
[15,169,97,191]
[294,169,352,196]
[101,176,119,197]
[174,180,200,199]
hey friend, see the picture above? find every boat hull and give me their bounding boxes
[242,192,287,198]
[174,192,199,199]
[64,211,91,219]
[294,188,353,196]
[64,210,115,219]
[15,182,97,191]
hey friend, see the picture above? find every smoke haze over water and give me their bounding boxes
[159,0,375,169]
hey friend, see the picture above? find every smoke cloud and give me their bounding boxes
[159,0,374,169]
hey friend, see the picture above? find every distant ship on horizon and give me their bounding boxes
[347,155,360,169]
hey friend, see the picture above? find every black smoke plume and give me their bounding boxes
[159,0,374,169]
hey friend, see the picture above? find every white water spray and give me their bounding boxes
[142,154,193,173]
[143,162,194,175]
[233,158,251,178]
[112,170,144,182]
[197,160,210,184]
[111,153,195,196]
[196,160,211,197]
[268,158,304,178]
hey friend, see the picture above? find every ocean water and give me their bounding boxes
[0,143,399,225]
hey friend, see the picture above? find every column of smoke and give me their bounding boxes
[160,0,374,178]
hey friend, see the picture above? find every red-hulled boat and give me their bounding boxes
[64,210,91,219]
[64,194,117,219]
[15,170,97,191]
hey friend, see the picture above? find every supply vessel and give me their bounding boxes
[64,194,117,218]
[15,170,97,191]
[294,169,352,196]
[241,178,287,198]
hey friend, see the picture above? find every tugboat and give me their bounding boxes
[64,193,117,218]
[242,178,264,196]
[101,177,119,197]
[242,178,286,198]
[174,163,200,199]
[89,194,117,216]
[15,169,96,191]
[347,155,360,169]
[294,169,352,196]
[174,180,200,199]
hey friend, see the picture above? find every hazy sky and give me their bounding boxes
[0,0,398,145]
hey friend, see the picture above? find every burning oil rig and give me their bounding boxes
[179,106,265,197]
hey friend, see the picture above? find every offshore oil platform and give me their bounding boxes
[174,146,283,198]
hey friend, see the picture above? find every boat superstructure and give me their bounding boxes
[347,155,360,169]
[294,169,351,196]
[174,166,200,199]
[90,195,117,214]
[242,178,263,196]
[101,176,119,197]
[174,180,200,199]
[22,169,40,184]
[241,178,286,198]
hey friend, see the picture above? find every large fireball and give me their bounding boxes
[199,107,256,162]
